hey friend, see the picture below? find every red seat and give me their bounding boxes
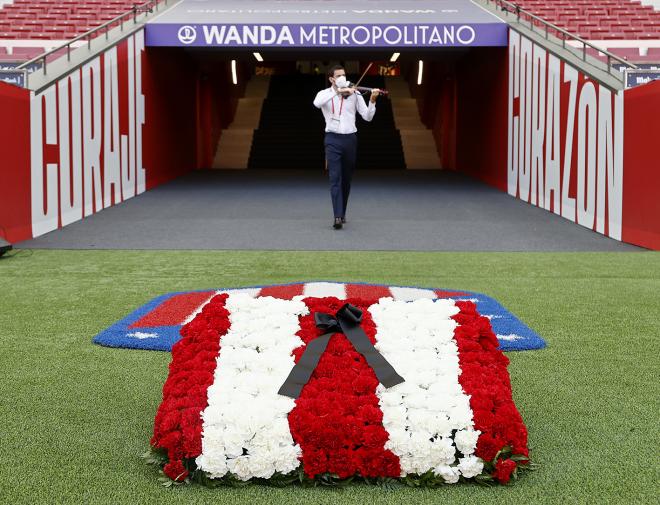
[588,28,611,39]
[29,32,54,39]
[603,32,627,39]
[0,54,27,61]
[608,47,642,58]
[12,46,43,53]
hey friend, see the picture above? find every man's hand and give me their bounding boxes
[370,88,380,103]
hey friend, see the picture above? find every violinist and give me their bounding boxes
[313,65,381,229]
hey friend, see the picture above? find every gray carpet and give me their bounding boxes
[18,170,641,251]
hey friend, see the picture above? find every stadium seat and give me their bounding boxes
[0,0,144,41]
[513,0,660,40]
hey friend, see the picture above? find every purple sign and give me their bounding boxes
[145,23,508,47]
[625,69,660,88]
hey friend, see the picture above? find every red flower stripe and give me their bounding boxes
[452,301,529,482]
[345,284,392,300]
[151,293,230,481]
[257,284,305,299]
[287,297,401,479]
[130,291,216,328]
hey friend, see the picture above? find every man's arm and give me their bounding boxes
[356,93,376,122]
[313,88,336,109]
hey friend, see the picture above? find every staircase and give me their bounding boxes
[212,76,269,169]
[386,77,442,170]
[249,74,325,169]
[248,73,406,170]
[353,74,406,170]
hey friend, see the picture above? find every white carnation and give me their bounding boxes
[429,436,456,465]
[457,455,484,478]
[434,464,460,484]
[227,456,253,481]
[454,428,480,455]
[247,453,277,479]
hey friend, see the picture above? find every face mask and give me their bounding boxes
[334,76,348,88]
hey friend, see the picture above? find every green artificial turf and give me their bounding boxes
[0,249,658,504]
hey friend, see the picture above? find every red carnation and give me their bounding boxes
[361,425,389,448]
[352,373,378,395]
[163,460,189,482]
[356,404,383,424]
[475,432,502,463]
[492,458,517,484]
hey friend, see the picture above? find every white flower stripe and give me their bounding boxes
[369,297,483,481]
[388,286,437,301]
[195,294,309,480]
[184,288,261,325]
[302,282,347,298]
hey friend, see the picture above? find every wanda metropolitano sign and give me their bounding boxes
[144,0,508,48]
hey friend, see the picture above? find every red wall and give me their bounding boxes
[0,32,247,244]
[455,48,508,190]
[408,48,508,180]
[0,82,31,242]
[410,37,660,249]
[142,47,197,187]
[622,80,660,250]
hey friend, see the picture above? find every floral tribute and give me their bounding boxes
[147,292,532,488]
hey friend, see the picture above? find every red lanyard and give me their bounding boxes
[331,95,344,116]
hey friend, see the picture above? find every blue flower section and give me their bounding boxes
[92,282,546,352]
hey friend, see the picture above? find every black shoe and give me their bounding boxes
[333,218,343,229]
[341,217,346,224]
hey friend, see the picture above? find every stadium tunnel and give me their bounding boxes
[140,0,510,176]
[150,45,506,174]
[1,0,659,249]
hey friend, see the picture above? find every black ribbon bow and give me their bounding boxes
[278,303,405,399]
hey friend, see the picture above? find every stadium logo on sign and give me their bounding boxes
[177,25,197,44]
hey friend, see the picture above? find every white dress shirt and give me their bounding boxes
[313,86,376,134]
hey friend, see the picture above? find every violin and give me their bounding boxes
[337,62,389,97]
[353,85,389,96]
[338,85,389,97]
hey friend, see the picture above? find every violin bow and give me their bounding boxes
[351,62,387,96]
[353,62,373,90]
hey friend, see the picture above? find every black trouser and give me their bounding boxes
[324,132,357,219]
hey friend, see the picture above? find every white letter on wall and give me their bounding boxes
[135,30,146,194]
[30,85,59,237]
[122,35,136,201]
[58,72,83,226]
[518,36,532,202]
[508,30,520,197]
[531,44,546,207]
[561,65,578,222]
[596,90,624,240]
[544,54,561,215]
[103,46,122,208]
[576,81,597,229]
[82,57,103,216]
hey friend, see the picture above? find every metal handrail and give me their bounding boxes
[16,0,168,82]
[483,0,638,76]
